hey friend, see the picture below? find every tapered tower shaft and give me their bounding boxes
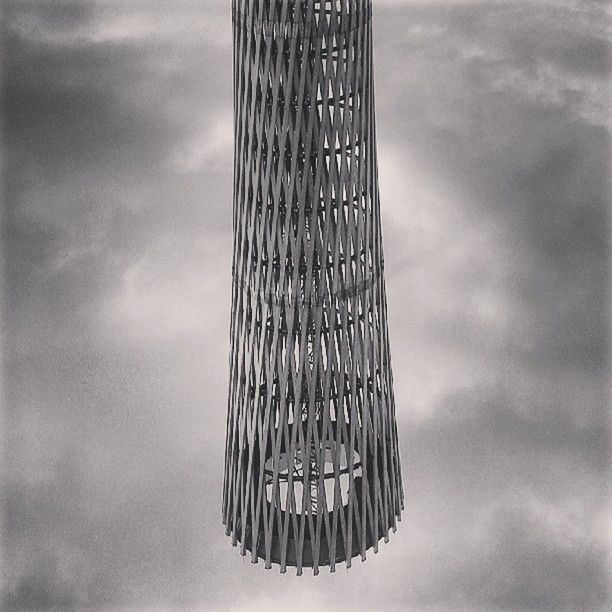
[223,0,403,574]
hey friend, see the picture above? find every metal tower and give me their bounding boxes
[223,0,403,574]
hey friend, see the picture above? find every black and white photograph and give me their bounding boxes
[2,0,610,610]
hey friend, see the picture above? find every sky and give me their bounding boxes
[1,0,610,609]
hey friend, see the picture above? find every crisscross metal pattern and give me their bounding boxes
[223,0,403,574]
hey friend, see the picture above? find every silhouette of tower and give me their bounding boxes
[223,0,403,574]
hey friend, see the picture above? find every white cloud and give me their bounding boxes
[172,112,233,173]
[101,247,228,342]
[378,144,517,417]
[8,2,232,49]
[489,59,609,126]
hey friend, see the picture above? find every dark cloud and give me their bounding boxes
[3,0,233,355]
[2,0,609,610]
[375,1,608,390]
[4,343,228,608]
[429,498,607,610]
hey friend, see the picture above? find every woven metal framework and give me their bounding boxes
[223,0,403,574]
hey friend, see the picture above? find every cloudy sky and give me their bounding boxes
[2,0,610,609]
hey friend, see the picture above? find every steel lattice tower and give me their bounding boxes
[223,0,403,574]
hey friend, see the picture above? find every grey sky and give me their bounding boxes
[2,0,609,609]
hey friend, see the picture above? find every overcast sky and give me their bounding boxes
[2,0,610,609]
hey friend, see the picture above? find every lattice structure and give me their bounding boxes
[223,0,403,574]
